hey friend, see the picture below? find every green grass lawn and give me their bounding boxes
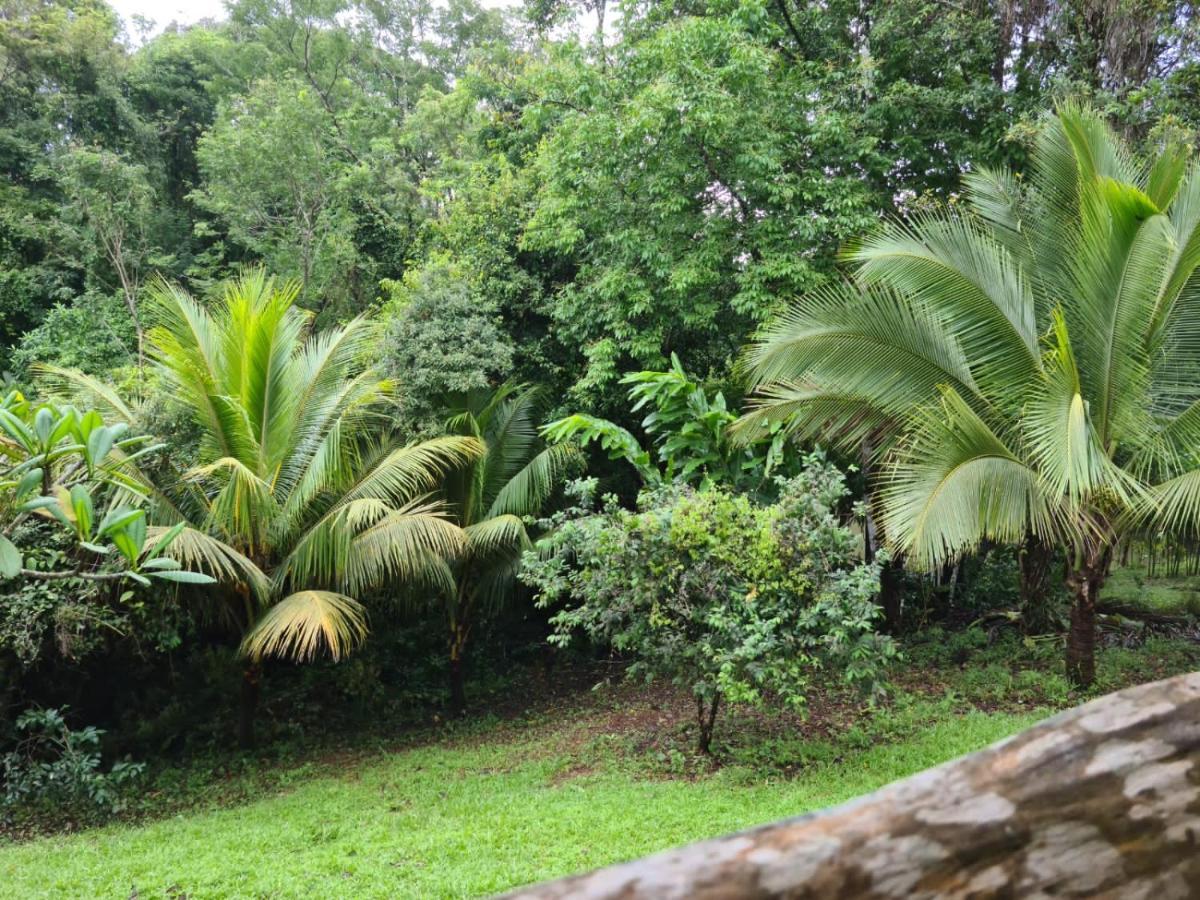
[0,707,1040,899]
[1102,565,1200,616]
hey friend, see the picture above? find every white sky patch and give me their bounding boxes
[110,0,521,40]
[110,0,228,36]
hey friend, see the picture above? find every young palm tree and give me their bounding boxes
[738,104,1200,685]
[49,271,482,744]
[435,384,577,712]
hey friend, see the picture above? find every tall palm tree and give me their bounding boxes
[435,384,577,712]
[738,104,1200,686]
[48,271,482,744]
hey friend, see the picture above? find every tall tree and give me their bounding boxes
[740,104,1200,686]
[436,384,576,711]
[59,148,162,368]
[55,270,483,744]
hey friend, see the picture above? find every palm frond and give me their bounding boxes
[343,503,468,595]
[148,525,270,601]
[1066,178,1169,443]
[732,380,893,458]
[337,436,484,509]
[478,385,541,509]
[465,513,531,563]
[741,280,983,416]
[846,214,1040,398]
[241,590,368,662]
[187,455,276,549]
[879,388,1060,568]
[32,365,140,424]
[1024,313,1135,506]
[487,444,580,519]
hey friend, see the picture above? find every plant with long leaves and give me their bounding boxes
[544,354,791,493]
[0,392,205,587]
[431,384,578,712]
[739,104,1200,686]
[48,271,483,744]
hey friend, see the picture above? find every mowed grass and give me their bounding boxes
[0,708,1040,899]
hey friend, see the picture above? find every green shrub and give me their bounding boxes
[10,292,135,380]
[2,707,144,822]
[523,456,897,752]
[380,258,515,438]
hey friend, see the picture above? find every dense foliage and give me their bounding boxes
[2,707,143,823]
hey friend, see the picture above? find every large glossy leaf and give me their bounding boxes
[0,535,22,579]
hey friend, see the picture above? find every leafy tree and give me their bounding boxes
[193,77,362,315]
[10,293,136,381]
[59,148,167,367]
[55,270,483,745]
[740,104,1200,686]
[381,259,515,437]
[520,16,876,398]
[435,384,577,711]
[0,0,148,358]
[523,457,894,752]
[198,0,515,315]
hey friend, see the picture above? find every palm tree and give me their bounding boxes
[48,271,482,744]
[434,384,577,712]
[738,104,1200,686]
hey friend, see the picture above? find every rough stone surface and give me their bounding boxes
[500,672,1200,899]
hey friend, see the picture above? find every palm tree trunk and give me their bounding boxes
[1065,578,1096,686]
[1065,548,1109,687]
[238,662,261,749]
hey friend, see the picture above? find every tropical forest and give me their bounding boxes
[1,0,1200,896]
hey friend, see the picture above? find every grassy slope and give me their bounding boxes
[0,709,1040,899]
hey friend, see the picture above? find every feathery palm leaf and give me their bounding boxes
[241,590,368,663]
[739,104,1200,683]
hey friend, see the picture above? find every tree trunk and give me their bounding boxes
[237,663,261,750]
[879,555,904,634]
[1065,586,1096,687]
[1065,541,1111,687]
[1064,566,1105,687]
[448,617,470,716]
[695,694,720,754]
[504,673,1200,899]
